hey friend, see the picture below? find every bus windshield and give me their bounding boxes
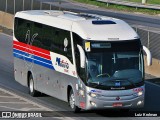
[85,41,144,90]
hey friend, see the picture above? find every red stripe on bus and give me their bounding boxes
[13,45,51,60]
[13,40,50,55]
[13,41,51,60]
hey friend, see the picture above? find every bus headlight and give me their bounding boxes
[133,88,143,96]
[137,91,143,96]
[89,93,101,98]
[90,93,97,97]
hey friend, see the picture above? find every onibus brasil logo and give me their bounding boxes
[24,30,38,69]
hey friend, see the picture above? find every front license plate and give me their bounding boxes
[112,103,123,107]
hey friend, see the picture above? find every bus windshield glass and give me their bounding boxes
[85,40,144,90]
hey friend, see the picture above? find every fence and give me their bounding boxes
[0,0,160,60]
[96,0,160,10]
[0,0,62,14]
[132,26,160,60]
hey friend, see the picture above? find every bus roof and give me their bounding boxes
[15,10,139,41]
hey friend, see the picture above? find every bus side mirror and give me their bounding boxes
[143,46,152,66]
[77,44,86,68]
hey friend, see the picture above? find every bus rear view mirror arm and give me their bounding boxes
[143,46,152,66]
[77,44,86,68]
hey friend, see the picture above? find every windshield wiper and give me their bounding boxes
[88,82,107,88]
[88,78,138,88]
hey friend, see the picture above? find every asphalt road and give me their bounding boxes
[40,0,160,29]
[0,32,160,119]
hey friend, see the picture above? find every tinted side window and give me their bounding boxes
[32,23,73,63]
[51,28,72,63]
[14,18,31,43]
[14,18,73,63]
[32,22,53,50]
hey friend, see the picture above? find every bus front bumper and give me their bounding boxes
[84,94,144,110]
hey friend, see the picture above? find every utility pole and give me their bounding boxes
[59,0,61,10]
[142,0,147,4]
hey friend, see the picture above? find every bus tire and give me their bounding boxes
[69,89,81,113]
[29,74,39,97]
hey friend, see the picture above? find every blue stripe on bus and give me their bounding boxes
[13,49,53,65]
[13,51,54,70]
[13,52,54,70]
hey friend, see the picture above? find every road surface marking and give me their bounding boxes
[0,86,75,119]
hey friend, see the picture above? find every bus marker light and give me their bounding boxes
[76,84,78,90]
[79,90,85,97]
[133,88,143,92]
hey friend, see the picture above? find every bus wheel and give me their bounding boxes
[29,75,38,97]
[69,89,81,113]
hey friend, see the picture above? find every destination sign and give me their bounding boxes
[91,43,111,48]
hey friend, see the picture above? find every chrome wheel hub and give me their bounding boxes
[30,79,34,93]
[70,93,75,109]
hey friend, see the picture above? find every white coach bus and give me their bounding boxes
[13,10,152,112]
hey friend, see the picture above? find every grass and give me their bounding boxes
[72,0,160,15]
[125,0,160,4]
